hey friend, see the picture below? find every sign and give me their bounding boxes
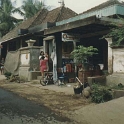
[62,33,80,42]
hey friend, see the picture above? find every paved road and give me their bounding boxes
[69,97,124,124]
[0,88,73,124]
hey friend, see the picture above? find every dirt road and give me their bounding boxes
[0,79,92,123]
[1,76,124,124]
[0,88,73,124]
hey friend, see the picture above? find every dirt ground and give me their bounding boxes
[1,77,124,124]
[0,79,93,122]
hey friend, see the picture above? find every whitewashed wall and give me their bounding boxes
[20,53,30,65]
[113,48,124,73]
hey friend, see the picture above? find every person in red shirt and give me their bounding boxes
[40,56,48,78]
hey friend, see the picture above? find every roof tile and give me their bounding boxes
[1,6,77,42]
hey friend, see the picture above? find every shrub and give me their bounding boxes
[109,83,124,90]
[91,84,113,103]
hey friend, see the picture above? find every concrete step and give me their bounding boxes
[37,76,42,80]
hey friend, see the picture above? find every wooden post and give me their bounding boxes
[73,41,77,82]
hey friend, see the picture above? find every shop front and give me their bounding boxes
[57,33,78,83]
[57,33,107,83]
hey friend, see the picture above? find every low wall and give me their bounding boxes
[106,73,124,86]
[113,47,124,73]
[87,76,106,86]
[112,89,124,99]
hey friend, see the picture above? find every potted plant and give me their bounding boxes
[71,45,98,83]
[71,45,98,69]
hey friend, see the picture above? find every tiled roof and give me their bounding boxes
[1,6,77,42]
[82,0,124,14]
[0,9,48,42]
[42,6,77,23]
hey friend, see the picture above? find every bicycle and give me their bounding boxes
[40,71,53,86]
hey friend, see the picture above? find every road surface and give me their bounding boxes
[0,88,73,124]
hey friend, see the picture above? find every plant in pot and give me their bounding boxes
[71,45,98,70]
[71,45,98,94]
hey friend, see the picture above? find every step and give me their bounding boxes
[28,71,41,81]
[37,76,42,80]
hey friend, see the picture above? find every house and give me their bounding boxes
[42,0,124,84]
[1,0,124,84]
[0,5,77,81]
[0,6,77,59]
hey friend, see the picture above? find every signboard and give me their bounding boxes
[62,33,80,42]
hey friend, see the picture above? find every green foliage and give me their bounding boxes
[105,27,124,46]
[0,0,23,37]
[21,0,48,19]
[71,45,98,65]
[103,16,124,47]
[109,83,124,90]
[91,84,113,103]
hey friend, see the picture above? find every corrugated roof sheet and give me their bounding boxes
[56,0,124,26]
[81,0,124,14]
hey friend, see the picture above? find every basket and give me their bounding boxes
[73,85,83,94]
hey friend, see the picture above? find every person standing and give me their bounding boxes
[39,51,44,60]
[44,52,49,71]
[44,53,48,60]
[40,56,48,78]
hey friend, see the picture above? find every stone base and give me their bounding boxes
[19,67,41,81]
[19,67,30,81]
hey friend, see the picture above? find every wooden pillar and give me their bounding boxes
[73,41,76,49]
[0,43,2,59]
[43,39,47,53]
[105,38,113,74]
[7,42,9,52]
[20,39,22,48]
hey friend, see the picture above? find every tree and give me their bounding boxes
[0,0,23,37]
[21,0,47,19]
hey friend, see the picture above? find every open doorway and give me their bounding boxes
[44,40,53,72]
